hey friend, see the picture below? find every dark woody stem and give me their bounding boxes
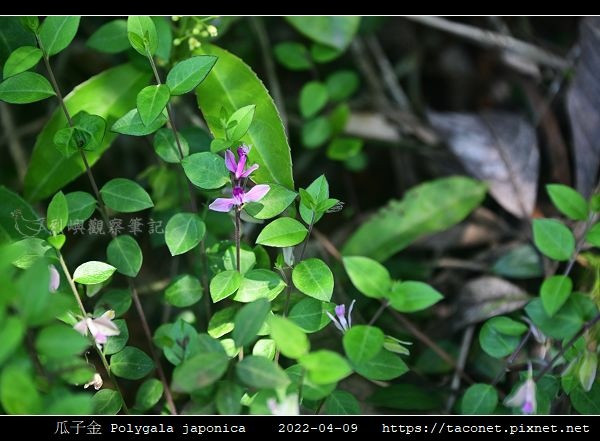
[235,207,242,272]
[40,44,177,415]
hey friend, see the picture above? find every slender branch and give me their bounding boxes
[491,330,532,386]
[368,300,390,326]
[405,16,569,69]
[235,208,241,272]
[57,252,130,414]
[41,50,178,415]
[0,102,28,184]
[446,325,475,411]
[298,212,316,263]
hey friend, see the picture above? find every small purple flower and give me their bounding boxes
[505,364,537,414]
[209,184,270,213]
[74,310,120,349]
[225,147,259,180]
[326,299,356,333]
[48,264,60,292]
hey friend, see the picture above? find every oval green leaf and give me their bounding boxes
[100,178,154,213]
[269,315,310,359]
[210,270,242,302]
[540,275,573,317]
[461,383,498,415]
[236,355,290,389]
[182,152,229,189]
[343,325,385,364]
[166,55,217,96]
[0,71,54,104]
[299,350,352,385]
[532,218,575,261]
[233,269,286,303]
[299,81,328,118]
[3,46,42,78]
[127,16,157,56]
[39,16,80,56]
[136,84,170,126]
[65,191,96,223]
[165,212,205,256]
[47,191,68,234]
[92,389,122,415]
[547,184,589,221]
[292,258,333,301]
[73,261,116,285]
[111,108,167,136]
[285,16,360,51]
[244,183,297,220]
[233,298,271,348]
[134,378,163,411]
[343,256,391,298]
[165,274,203,308]
[153,128,189,163]
[107,234,143,277]
[35,324,90,358]
[288,298,333,333]
[388,281,444,313]
[324,390,360,415]
[352,349,408,381]
[256,217,308,247]
[110,346,154,380]
[87,19,130,54]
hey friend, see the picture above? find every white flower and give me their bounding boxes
[74,310,120,349]
[505,364,536,414]
[84,373,103,390]
[267,394,299,416]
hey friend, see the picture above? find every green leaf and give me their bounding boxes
[274,42,311,70]
[73,261,116,285]
[100,178,154,213]
[343,176,487,261]
[207,306,236,338]
[388,281,444,312]
[195,44,293,189]
[165,274,203,308]
[38,16,80,56]
[253,338,276,359]
[310,43,343,62]
[233,269,286,303]
[107,235,143,277]
[324,390,360,415]
[7,238,50,269]
[571,383,600,414]
[233,298,271,347]
[0,366,41,414]
[299,350,352,384]
[289,298,333,333]
[299,81,328,118]
[152,17,172,63]
[352,349,409,381]
[245,183,297,220]
[69,111,107,153]
[299,174,330,224]
[285,16,360,51]
[3,46,42,78]
[343,325,385,364]
[236,355,290,389]
[47,234,65,250]
[269,315,310,359]
[19,17,39,33]
[492,244,543,279]
[92,389,122,415]
[532,219,575,261]
[343,256,391,298]
[216,381,243,415]
[0,317,25,366]
[173,351,229,392]
[226,104,255,141]
[461,384,498,415]
[210,270,242,302]
[479,317,525,358]
[222,245,256,274]
[87,19,129,54]
[326,70,359,101]
[153,128,189,163]
[65,191,96,223]
[165,212,205,256]
[525,296,585,341]
[135,378,163,411]
[166,55,217,95]
[540,275,572,317]
[0,71,54,103]
[301,116,331,148]
[0,17,36,67]
[47,191,68,234]
[327,137,363,161]
[35,323,89,358]
[292,258,334,302]
[111,346,154,380]
[137,84,170,126]
[127,16,157,56]
[111,108,167,136]
[94,289,132,318]
[586,223,600,247]
[285,364,337,400]
[24,63,151,202]
[547,184,589,221]
[104,319,128,355]
[182,152,229,189]
[256,217,308,247]
[0,186,44,243]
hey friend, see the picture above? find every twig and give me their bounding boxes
[491,329,532,386]
[446,325,475,411]
[0,102,28,184]
[405,16,569,70]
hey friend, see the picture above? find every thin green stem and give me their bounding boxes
[298,212,315,263]
[41,49,177,415]
[57,252,130,414]
[235,207,241,272]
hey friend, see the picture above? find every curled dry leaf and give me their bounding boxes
[429,111,539,219]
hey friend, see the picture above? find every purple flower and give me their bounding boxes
[505,364,536,414]
[326,299,356,333]
[48,264,60,292]
[225,146,259,180]
[74,310,120,349]
[209,184,270,213]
